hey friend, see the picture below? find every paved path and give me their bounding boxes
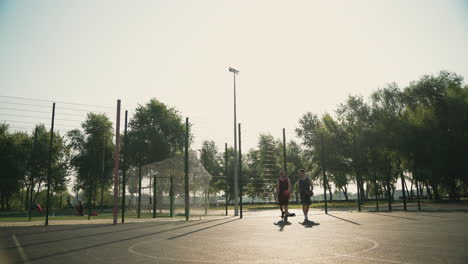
[1,208,467,263]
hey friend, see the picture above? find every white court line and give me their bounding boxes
[12,234,30,264]
[128,235,383,263]
[333,254,410,264]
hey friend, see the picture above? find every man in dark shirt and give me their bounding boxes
[298,169,313,222]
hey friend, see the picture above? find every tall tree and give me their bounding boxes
[67,113,114,210]
[126,98,188,216]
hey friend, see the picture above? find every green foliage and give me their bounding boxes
[67,113,114,202]
[127,98,187,166]
[296,71,468,202]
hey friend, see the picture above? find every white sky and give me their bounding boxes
[1,0,467,155]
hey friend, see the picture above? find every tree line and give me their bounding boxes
[201,71,468,205]
[0,71,467,213]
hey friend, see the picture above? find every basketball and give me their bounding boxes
[283,190,290,199]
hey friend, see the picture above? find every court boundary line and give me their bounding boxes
[12,234,30,264]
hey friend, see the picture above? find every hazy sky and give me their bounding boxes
[1,0,467,152]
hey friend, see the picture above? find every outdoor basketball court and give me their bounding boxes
[1,207,467,264]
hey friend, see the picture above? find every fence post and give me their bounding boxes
[113,99,121,225]
[45,103,55,226]
[170,175,174,217]
[184,117,189,221]
[353,137,361,212]
[321,133,328,214]
[239,123,243,219]
[121,110,128,223]
[137,165,142,219]
[374,171,379,211]
[28,127,38,222]
[153,174,157,218]
[225,143,228,216]
[88,171,92,220]
[283,128,287,174]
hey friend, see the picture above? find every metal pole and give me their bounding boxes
[121,110,128,223]
[153,174,157,218]
[374,170,379,211]
[113,99,121,225]
[28,127,38,222]
[45,103,55,226]
[225,143,228,216]
[321,133,328,214]
[354,137,361,212]
[100,136,106,213]
[88,171,92,220]
[185,117,189,221]
[233,72,239,216]
[282,128,287,174]
[170,175,174,217]
[137,165,142,218]
[239,123,243,219]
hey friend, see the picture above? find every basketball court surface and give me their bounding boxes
[1,208,467,264]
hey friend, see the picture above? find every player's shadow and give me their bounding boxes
[299,221,320,228]
[274,220,292,231]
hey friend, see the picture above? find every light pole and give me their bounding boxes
[229,67,239,216]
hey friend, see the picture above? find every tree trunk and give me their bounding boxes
[25,187,30,213]
[60,190,63,209]
[418,181,424,198]
[448,174,458,200]
[1,193,4,211]
[386,168,392,211]
[100,186,104,213]
[431,184,440,200]
[20,189,24,213]
[404,178,410,201]
[327,182,333,202]
[342,186,349,201]
[410,179,414,200]
[129,193,133,208]
[360,181,366,201]
[32,182,42,206]
[425,182,433,200]
[50,192,53,212]
[373,170,379,211]
[365,181,369,200]
[28,184,34,221]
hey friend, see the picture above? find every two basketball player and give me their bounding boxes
[277,169,313,223]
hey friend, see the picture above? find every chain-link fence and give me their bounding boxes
[0,95,434,226]
[0,96,232,225]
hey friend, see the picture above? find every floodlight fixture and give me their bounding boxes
[229,67,239,74]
